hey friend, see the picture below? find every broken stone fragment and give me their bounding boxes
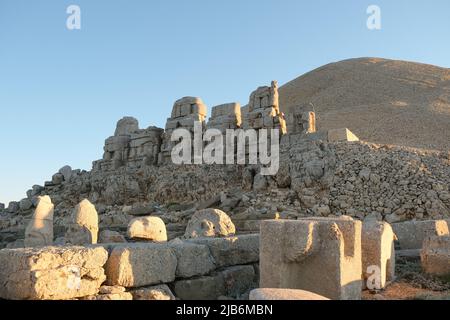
[24,195,54,247]
[184,208,236,239]
[65,199,99,245]
[58,165,73,182]
[250,288,330,300]
[131,284,176,300]
[421,235,450,277]
[127,216,168,242]
[0,246,108,300]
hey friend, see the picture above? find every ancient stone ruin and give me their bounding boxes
[0,79,449,300]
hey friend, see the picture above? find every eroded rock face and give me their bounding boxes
[24,196,54,247]
[184,209,236,239]
[131,285,176,300]
[0,246,108,300]
[127,216,167,242]
[250,288,330,301]
[260,217,362,300]
[421,235,450,277]
[66,199,99,245]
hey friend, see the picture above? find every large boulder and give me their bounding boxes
[0,246,108,300]
[127,216,167,242]
[131,285,176,300]
[250,288,330,300]
[58,165,73,182]
[66,199,99,245]
[184,209,236,239]
[24,196,54,247]
[105,243,177,288]
[115,117,139,136]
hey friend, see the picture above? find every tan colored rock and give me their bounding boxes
[260,217,362,300]
[250,288,330,300]
[392,220,449,250]
[131,285,176,300]
[328,128,359,142]
[362,221,395,290]
[127,216,167,242]
[184,209,236,239]
[105,243,177,288]
[24,196,54,247]
[99,285,126,294]
[421,235,450,277]
[66,199,99,245]
[83,292,133,300]
[0,246,108,300]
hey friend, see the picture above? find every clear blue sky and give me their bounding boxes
[0,0,449,205]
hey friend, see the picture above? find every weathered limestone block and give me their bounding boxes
[19,198,33,211]
[66,199,99,245]
[327,128,359,142]
[220,265,256,297]
[169,241,216,278]
[173,275,225,301]
[58,165,73,182]
[362,221,395,290]
[99,230,127,243]
[286,104,316,135]
[392,220,449,250]
[7,201,20,213]
[260,217,362,300]
[83,292,133,300]
[127,216,167,242]
[115,117,139,136]
[187,234,259,268]
[421,235,450,277]
[0,246,108,300]
[184,209,236,239]
[105,243,177,288]
[131,284,176,300]
[250,288,330,300]
[24,196,54,247]
[243,81,286,134]
[207,103,242,131]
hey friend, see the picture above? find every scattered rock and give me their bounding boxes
[184,209,236,239]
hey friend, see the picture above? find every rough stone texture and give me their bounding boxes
[242,81,287,134]
[421,235,450,277]
[392,220,449,250]
[173,275,225,301]
[362,221,395,289]
[250,288,330,300]
[59,165,73,182]
[160,96,207,163]
[286,104,316,134]
[207,103,242,132]
[19,198,33,211]
[24,196,54,247]
[184,209,236,239]
[220,265,256,297]
[66,199,99,245]
[169,241,216,278]
[0,246,108,300]
[99,230,127,243]
[260,217,362,300]
[187,234,259,268]
[83,292,133,300]
[131,284,176,300]
[127,216,167,242]
[105,243,177,288]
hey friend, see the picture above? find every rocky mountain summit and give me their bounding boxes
[0,61,449,300]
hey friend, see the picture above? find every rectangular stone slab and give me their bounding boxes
[187,234,260,268]
[0,246,108,300]
[105,243,177,288]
